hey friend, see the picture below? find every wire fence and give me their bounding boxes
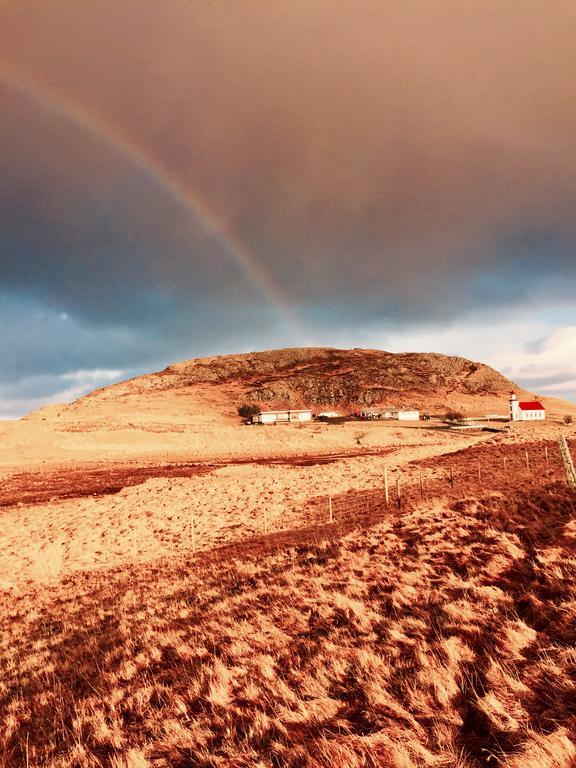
[10,439,576,588]
[186,438,576,554]
[323,438,570,523]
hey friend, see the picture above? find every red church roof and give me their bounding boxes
[518,401,545,411]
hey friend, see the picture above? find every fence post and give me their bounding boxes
[190,510,196,553]
[419,472,424,499]
[559,435,576,488]
[525,450,530,471]
[384,467,389,506]
[503,456,507,472]
[329,496,333,524]
[396,476,401,509]
[263,508,268,535]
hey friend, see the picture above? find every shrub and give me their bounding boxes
[564,415,573,425]
[237,403,261,419]
[444,410,465,423]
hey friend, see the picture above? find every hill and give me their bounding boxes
[4,346,573,470]
[46,347,540,424]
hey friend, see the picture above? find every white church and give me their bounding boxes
[509,392,546,422]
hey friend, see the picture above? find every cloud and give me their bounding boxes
[0,368,125,419]
[0,1,575,412]
[490,326,576,401]
[318,313,576,404]
[0,291,296,383]
[0,0,575,322]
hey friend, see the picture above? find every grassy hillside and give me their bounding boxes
[54,347,525,421]
[1,483,575,767]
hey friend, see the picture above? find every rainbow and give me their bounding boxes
[0,56,306,337]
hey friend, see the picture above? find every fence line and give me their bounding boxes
[327,440,570,522]
[38,440,575,585]
[178,440,572,554]
[190,509,196,553]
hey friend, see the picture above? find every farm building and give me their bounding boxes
[252,409,313,425]
[360,409,383,419]
[386,410,420,421]
[360,408,419,421]
[509,392,545,421]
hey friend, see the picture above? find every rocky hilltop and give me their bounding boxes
[166,347,515,407]
[55,347,523,421]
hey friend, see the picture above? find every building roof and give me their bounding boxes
[518,401,545,411]
[258,409,312,414]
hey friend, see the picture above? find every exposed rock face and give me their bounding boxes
[68,347,518,413]
[170,347,515,405]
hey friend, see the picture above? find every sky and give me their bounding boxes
[0,0,575,418]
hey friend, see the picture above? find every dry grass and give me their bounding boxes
[0,438,568,593]
[0,483,575,766]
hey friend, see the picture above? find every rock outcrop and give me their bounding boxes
[59,347,520,416]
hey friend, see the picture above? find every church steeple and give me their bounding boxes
[509,391,519,421]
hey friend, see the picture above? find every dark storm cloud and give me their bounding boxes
[0,0,575,349]
[0,289,287,386]
[0,85,261,327]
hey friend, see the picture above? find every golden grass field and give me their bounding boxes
[0,412,575,766]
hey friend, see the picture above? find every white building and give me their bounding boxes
[360,409,382,419]
[252,409,313,425]
[360,408,419,421]
[509,393,545,422]
[387,410,420,421]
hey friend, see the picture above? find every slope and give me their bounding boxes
[42,347,550,427]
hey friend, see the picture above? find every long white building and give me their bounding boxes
[387,409,420,421]
[359,408,419,420]
[252,409,313,424]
